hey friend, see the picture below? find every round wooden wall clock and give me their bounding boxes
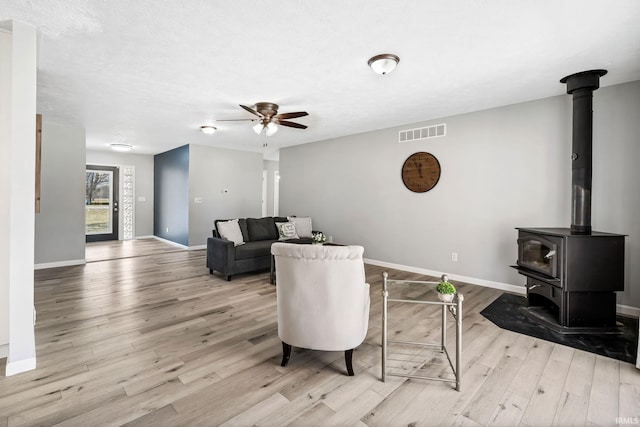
[401,152,441,193]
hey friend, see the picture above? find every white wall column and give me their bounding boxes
[0,20,38,376]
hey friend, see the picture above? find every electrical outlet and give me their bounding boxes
[451,252,458,262]
[166,227,169,233]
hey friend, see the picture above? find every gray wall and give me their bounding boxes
[154,145,189,246]
[591,81,640,309]
[188,145,263,247]
[34,121,86,266]
[280,80,640,310]
[86,150,155,237]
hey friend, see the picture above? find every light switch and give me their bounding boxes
[194,197,203,204]
[138,196,146,202]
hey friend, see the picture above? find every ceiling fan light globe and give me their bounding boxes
[266,122,278,136]
[253,123,264,134]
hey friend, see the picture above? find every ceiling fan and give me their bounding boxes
[218,102,309,136]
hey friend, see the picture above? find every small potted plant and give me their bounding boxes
[436,278,456,302]
[312,232,327,244]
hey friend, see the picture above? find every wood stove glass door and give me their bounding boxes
[518,236,558,278]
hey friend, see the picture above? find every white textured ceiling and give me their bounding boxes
[2,1,640,158]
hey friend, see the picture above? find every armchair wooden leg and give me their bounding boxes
[345,349,355,376]
[281,342,292,367]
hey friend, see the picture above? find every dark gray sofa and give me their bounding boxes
[206,216,314,281]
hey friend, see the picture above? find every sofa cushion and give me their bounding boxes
[215,219,249,241]
[288,216,313,238]
[246,217,278,241]
[237,219,249,241]
[276,222,299,240]
[217,219,245,246]
[235,240,274,260]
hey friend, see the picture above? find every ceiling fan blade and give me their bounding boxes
[239,104,262,117]
[278,120,308,129]
[215,118,256,122]
[276,111,308,120]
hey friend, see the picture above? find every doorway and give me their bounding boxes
[86,165,119,242]
[273,171,280,216]
[262,170,268,217]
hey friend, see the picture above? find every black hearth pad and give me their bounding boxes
[480,293,638,364]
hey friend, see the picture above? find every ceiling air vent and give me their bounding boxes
[399,123,446,143]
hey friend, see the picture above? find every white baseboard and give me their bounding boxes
[152,235,188,249]
[151,235,204,250]
[0,344,7,358]
[135,235,157,240]
[34,259,85,270]
[617,304,640,318]
[364,258,640,317]
[364,258,526,295]
[5,356,36,376]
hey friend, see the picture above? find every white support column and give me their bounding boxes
[0,20,38,376]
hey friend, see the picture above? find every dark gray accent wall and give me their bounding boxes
[154,145,189,246]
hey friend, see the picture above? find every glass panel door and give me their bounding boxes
[86,165,119,242]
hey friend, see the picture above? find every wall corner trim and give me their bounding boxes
[5,356,36,376]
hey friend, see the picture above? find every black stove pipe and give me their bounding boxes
[560,69,607,235]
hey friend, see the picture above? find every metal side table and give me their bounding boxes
[381,271,464,391]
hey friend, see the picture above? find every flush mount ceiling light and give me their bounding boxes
[200,125,217,135]
[109,143,133,152]
[368,53,400,75]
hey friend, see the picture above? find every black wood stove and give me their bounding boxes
[514,70,626,333]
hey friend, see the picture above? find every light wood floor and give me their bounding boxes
[1,238,638,426]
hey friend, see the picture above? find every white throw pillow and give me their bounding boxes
[276,222,299,240]
[217,219,245,246]
[288,216,313,238]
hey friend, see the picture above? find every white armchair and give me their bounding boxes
[271,242,370,376]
